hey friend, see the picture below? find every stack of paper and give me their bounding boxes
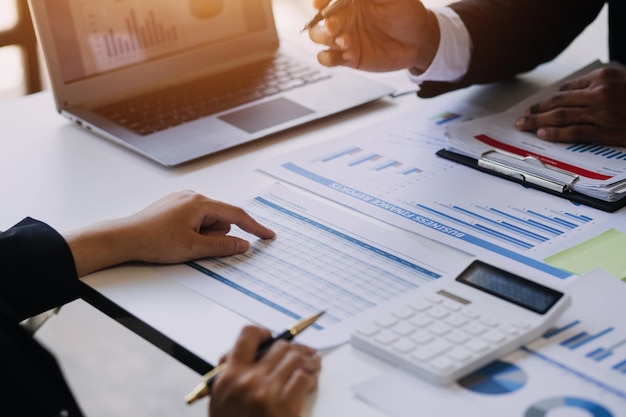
[443,61,626,203]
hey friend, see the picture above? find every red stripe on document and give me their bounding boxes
[475,134,612,180]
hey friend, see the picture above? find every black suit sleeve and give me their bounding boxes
[418,0,607,97]
[0,218,81,322]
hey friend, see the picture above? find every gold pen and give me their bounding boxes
[185,310,325,404]
[301,0,354,32]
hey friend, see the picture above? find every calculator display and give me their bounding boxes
[456,261,564,314]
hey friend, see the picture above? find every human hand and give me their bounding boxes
[209,325,321,417]
[64,191,275,276]
[515,66,626,147]
[308,0,439,73]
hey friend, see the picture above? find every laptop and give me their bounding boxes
[28,0,393,166]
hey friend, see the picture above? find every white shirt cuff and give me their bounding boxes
[407,6,472,84]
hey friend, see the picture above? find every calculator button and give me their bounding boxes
[447,347,473,362]
[392,339,416,353]
[410,330,434,345]
[410,315,433,328]
[447,331,470,344]
[428,322,452,336]
[480,317,499,327]
[482,330,508,344]
[442,300,462,311]
[410,340,452,361]
[374,331,398,345]
[466,339,490,352]
[374,315,397,328]
[445,314,468,328]
[354,323,380,337]
[392,307,416,320]
[461,308,480,319]
[392,322,416,336]
[464,322,487,335]
[427,306,450,319]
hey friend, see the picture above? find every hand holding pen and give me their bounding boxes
[185,312,323,417]
[306,0,440,74]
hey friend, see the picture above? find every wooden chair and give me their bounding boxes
[0,0,42,94]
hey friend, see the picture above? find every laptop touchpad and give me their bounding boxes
[219,98,314,133]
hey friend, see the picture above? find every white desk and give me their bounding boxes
[0,2,614,416]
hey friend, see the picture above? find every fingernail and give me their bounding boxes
[335,37,345,49]
[537,128,547,139]
[515,118,524,129]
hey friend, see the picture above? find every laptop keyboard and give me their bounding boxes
[93,54,330,136]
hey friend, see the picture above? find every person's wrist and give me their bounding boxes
[64,219,135,276]
[411,9,440,74]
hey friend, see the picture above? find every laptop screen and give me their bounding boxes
[47,0,269,84]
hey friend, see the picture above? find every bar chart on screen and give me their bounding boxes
[79,0,180,70]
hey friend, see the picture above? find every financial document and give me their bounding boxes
[260,102,613,281]
[173,183,470,349]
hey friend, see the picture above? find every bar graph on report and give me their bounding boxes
[541,320,626,376]
[402,200,594,252]
[313,146,427,197]
[527,320,626,399]
[263,112,608,278]
[520,272,626,405]
[567,143,626,161]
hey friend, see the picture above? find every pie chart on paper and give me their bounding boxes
[457,360,527,394]
[189,0,224,19]
[525,397,613,417]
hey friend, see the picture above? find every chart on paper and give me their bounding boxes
[172,183,469,349]
[261,107,612,280]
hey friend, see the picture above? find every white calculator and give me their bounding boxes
[351,260,571,385]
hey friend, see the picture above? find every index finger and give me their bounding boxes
[201,200,276,240]
[313,0,332,10]
[558,74,593,92]
[229,325,273,365]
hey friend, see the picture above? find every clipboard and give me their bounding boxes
[436,148,626,213]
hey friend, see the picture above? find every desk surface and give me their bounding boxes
[0,1,614,416]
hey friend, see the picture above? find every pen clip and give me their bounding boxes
[478,149,579,193]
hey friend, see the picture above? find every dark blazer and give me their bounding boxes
[0,218,85,416]
[419,0,622,97]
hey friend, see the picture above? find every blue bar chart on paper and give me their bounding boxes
[567,143,626,160]
[541,320,626,378]
[525,272,626,403]
[261,108,612,279]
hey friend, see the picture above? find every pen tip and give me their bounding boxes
[292,310,325,334]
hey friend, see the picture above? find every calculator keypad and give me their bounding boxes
[351,291,529,384]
